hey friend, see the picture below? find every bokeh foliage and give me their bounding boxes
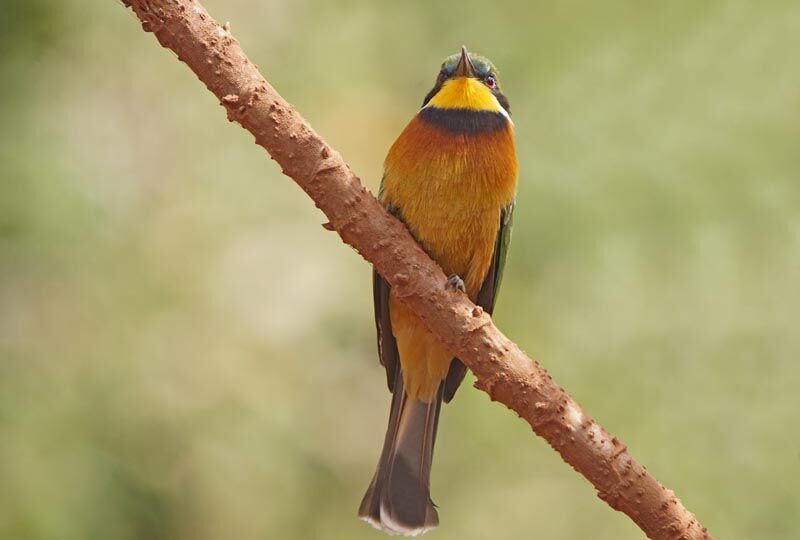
[1,1,799,539]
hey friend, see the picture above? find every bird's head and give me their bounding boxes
[421,46,510,115]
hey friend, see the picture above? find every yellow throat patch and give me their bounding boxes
[425,77,506,114]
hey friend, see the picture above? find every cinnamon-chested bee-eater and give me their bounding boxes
[359,47,518,535]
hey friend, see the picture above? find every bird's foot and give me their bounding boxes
[446,274,466,293]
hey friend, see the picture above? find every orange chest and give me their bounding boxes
[380,115,518,296]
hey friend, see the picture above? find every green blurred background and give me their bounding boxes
[2,1,799,539]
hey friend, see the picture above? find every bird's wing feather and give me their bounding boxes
[373,197,401,393]
[373,268,399,393]
[443,201,515,402]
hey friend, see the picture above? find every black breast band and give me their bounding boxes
[418,107,508,135]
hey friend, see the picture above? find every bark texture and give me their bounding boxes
[122,1,711,538]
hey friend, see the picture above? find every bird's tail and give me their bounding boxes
[359,369,443,536]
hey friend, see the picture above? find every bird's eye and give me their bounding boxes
[485,75,497,89]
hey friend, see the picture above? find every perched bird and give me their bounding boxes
[359,47,518,535]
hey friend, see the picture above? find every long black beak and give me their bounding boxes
[454,45,477,78]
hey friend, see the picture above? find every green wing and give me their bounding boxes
[373,268,399,392]
[443,201,515,402]
[373,193,401,393]
[476,201,515,313]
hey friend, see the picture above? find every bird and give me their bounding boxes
[359,46,519,535]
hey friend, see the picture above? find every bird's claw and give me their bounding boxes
[446,274,466,293]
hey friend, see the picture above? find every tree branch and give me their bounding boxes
[121,1,711,538]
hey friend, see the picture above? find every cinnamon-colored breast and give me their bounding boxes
[380,112,518,401]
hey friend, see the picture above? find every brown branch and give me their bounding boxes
[121,1,711,538]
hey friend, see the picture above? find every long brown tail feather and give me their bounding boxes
[359,368,443,536]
